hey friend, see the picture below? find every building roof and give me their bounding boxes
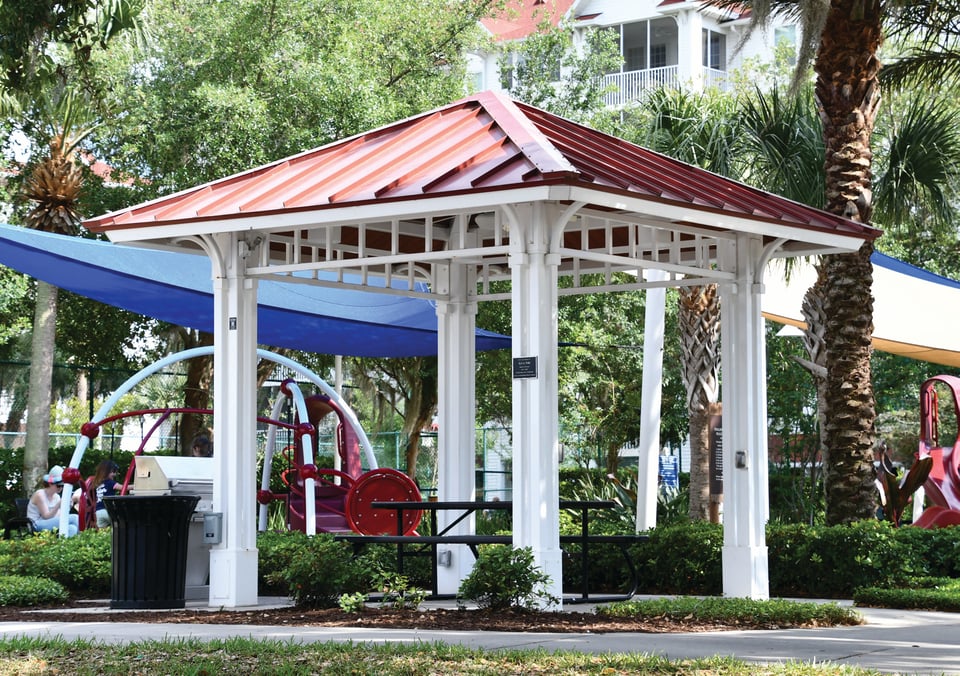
[653,1,751,21]
[480,0,576,42]
[85,90,876,307]
[85,89,876,246]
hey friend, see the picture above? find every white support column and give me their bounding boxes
[508,203,562,608]
[635,268,668,532]
[435,252,478,595]
[209,233,260,608]
[718,235,770,599]
[676,9,704,91]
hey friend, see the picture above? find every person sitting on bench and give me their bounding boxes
[27,465,79,536]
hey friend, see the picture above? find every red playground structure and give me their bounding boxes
[61,348,422,538]
[914,375,960,528]
[258,383,422,536]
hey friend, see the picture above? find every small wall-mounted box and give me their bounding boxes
[203,513,222,544]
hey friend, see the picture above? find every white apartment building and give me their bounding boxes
[471,0,798,106]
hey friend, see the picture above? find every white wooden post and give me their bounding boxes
[676,8,704,91]
[718,235,770,599]
[209,233,260,608]
[507,203,562,608]
[435,243,479,595]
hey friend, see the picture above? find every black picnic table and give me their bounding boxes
[335,499,646,602]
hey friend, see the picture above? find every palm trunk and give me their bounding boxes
[23,281,58,494]
[688,405,712,520]
[799,267,829,492]
[678,284,720,522]
[814,0,882,525]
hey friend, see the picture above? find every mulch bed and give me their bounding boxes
[0,604,791,633]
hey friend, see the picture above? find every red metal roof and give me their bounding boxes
[85,90,877,244]
[480,0,576,42]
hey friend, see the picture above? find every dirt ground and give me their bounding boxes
[0,603,815,633]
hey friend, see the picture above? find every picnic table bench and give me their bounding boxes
[335,499,647,602]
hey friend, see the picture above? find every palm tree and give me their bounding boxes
[736,85,831,474]
[711,0,889,524]
[3,0,144,493]
[737,80,960,520]
[18,90,97,492]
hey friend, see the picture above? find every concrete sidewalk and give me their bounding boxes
[2,600,958,675]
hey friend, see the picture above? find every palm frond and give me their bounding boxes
[96,0,151,53]
[873,96,960,231]
[43,88,100,158]
[637,88,738,175]
[735,85,825,208]
[881,49,960,90]
[885,0,960,46]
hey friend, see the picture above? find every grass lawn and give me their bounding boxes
[0,637,882,675]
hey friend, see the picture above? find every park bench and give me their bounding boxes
[2,498,37,539]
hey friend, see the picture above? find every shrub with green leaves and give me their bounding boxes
[0,529,111,594]
[767,520,921,597]
[337,591,367,613]
[457,545,556,610]
[257,530,312,595]
[36,529,111,593]
[855,576,960,612]
[0,575,69,606]
[598,596,862,627]
[264,533,364,607]
[374,570,427,610]
[632,521,723,595]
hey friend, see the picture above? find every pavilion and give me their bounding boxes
[85,90,879,607]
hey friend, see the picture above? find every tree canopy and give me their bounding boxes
[95,0,499,195]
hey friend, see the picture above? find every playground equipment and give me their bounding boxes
[914,375,960,528]
[60,347,422,539]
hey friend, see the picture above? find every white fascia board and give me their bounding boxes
[564,185,870,254]
[99,187,558,246]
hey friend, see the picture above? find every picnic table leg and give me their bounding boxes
[579,506,590,600]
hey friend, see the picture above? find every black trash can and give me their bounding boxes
[104,495,200,609]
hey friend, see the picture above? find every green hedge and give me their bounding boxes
[633,521,724,595]
[766,520,926,597]
[1,517,955,604]
[854,577,960,611]
[568,521,960,599]
[0,529,112,595]
[0,575,69,606]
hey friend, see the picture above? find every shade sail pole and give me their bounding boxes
[209,233,260,608]
[435,227,479,595]
[718,234,770,599]
[508,202,562,608]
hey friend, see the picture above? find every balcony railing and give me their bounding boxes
[600,66,731,107]
[703,67,728,91]
[601,66,680,107]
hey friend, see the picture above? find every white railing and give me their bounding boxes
[600,65,732,106]
[601,66,680,106]
[703,67,730,92]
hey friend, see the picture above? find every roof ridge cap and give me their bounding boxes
[471,90,579,177]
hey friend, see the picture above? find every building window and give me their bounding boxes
[650,44,667,69]
[625,47,645,72]
[774,24,797,65]
[702,30,725,70]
